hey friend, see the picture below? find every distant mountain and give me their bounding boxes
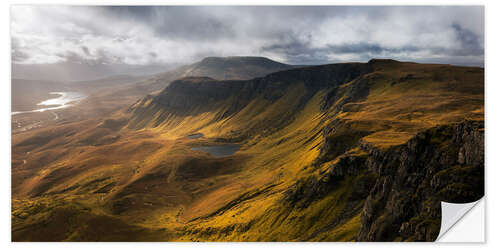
[12,56,293,115]
[161,56,293,81]
[12,56,293,84]
[118,56,296,97]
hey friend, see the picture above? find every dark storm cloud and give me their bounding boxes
[11,6,484,66]
[81,46,91,57]
[100,6,237,41]
[102,6,157,20]
[451,23,484,56]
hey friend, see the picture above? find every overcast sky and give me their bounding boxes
[11,6,484,66]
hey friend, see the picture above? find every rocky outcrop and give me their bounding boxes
[357,120,484,241]
[284,153,375,208]
[152,77,250,113]
[282,120,484,241]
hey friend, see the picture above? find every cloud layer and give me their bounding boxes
[11,6,484,66]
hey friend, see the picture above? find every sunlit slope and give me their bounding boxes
[12,59,483,241]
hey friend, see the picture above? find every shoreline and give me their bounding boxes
[11,91,87,116]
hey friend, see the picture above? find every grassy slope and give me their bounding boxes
[11,60,483,241]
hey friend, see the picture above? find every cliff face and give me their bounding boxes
[127,62,373,128]
[283,120,483,241]
[357,120,484,241]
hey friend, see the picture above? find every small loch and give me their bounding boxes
[191,144,240,158]
[187,133,204,139]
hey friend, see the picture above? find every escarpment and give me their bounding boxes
[126,62,373,130]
